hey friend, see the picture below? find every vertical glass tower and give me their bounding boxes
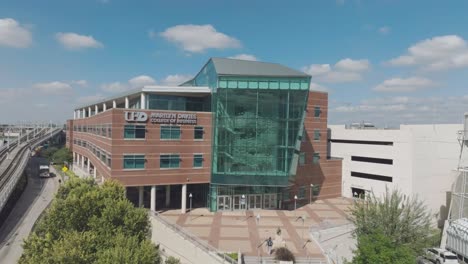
[184,58,311,211]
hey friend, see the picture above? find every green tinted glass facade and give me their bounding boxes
[191,59,311,211]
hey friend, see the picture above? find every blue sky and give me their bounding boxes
[1,0,468,125]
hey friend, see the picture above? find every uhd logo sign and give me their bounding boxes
[124,111,148,122]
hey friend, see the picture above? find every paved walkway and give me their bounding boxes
[159,197,353,259]
[151,214,229,264]
[0,158,60,263]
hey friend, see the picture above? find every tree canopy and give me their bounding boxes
[348,188,436,264]
[19,178,161,264]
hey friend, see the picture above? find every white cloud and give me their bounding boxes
[76,94,106,104]
[160,74,192,86]
[160,24,241,53]
[100,82,128,93]
[56,32,103,50]
[0,18,32,48]
[228,54,258,61]
[128,75,156,88]
[72,80,88,87]
[303,64,331,76]
[387,35,468,71]
[335,58,370,72]
[303,58,370,83]
[378,26,391,35]
[373,77,436,92]
[33,81,73,94]
[309,82,329,92]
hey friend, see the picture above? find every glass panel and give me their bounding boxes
[314,129,320,140]
[314,106,321,117]
[248,81,258,89]
[259,81,268,89]
[313,153,320,164]
[170,155,180,168]
[219,80,227,88]
[193,154,203,167]
[211,88,308,186]
[269,81,279,89]
[160,155,170,168]
[228,81,237,88]
[290,82,300,90]
[280,81,289,89]
[161,126,171,139]
[238,81,248,88]
[299,153,305,165]
[194,126,204,139]
[171,126,181,139]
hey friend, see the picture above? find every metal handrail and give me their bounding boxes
[152,212,237,264]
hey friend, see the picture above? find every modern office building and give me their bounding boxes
[329,123,467,225]
[66,58,342,212]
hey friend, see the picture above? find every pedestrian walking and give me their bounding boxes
[266,237,273,255]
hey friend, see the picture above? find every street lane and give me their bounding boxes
[0,157,59,263]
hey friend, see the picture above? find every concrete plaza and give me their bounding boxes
[159,197,354,259]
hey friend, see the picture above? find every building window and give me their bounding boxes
[299,152,306,165]
[314,106,321,118]
[313,153,320,164]
[193,154,203,168]
[298,187,306,199]
[123,155,145,169]
[194,126,204,140]
[312,185,321,196]
[301,126,306,142]
[160,154,180,168]
[160,126,181,140]
[124,125,145,139]
[314,129,320,141]
[106,156,111,167]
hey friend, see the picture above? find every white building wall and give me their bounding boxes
[329,124,463,221]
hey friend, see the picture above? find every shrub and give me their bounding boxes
[274,247,295,262]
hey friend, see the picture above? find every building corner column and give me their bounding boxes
[151,186,156,212]
[165,185,171,207]
[181,184,187,214]
[125,97,129,109]
[138,186,144,207]
[140,92,146,110]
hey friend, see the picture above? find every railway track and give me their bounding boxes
[0,129,61,212]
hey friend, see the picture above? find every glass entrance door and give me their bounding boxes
[233,195,247,210]
[217,195,232,211]
[263,194,277,209]
[248,194,262,209]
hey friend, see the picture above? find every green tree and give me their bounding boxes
[351,230,414,264]
[51,147,73,164]
[164,256,181,264]
[349,188,435,263]
[20,178,160,264]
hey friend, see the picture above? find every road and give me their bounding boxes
[0,157,59,263]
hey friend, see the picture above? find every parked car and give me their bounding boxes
[425,248,459,264]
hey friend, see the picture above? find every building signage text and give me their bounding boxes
[124,111,148,122]
[150,112,197,125]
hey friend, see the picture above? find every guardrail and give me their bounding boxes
[0,128,61,212]
[152,212,237,264]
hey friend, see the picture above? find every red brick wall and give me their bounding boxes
[68,108,212,187]
[293,91,342,201]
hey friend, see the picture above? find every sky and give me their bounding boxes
[1,0,468,126]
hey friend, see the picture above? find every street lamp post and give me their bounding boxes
[310,184,314,204]
[294,195,298,216]
[241,194,246,211]
[189,193,193,213]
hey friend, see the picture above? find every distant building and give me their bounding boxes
[329,124,464,224]
[66,58,342,212]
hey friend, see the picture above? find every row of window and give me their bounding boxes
[351,156,393,165]
[73,124,112,139]
[123,154,204,169]
[74,139,111,167]
[124,125,204,140]
[300,128,321,142]
[299,152,320,165]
